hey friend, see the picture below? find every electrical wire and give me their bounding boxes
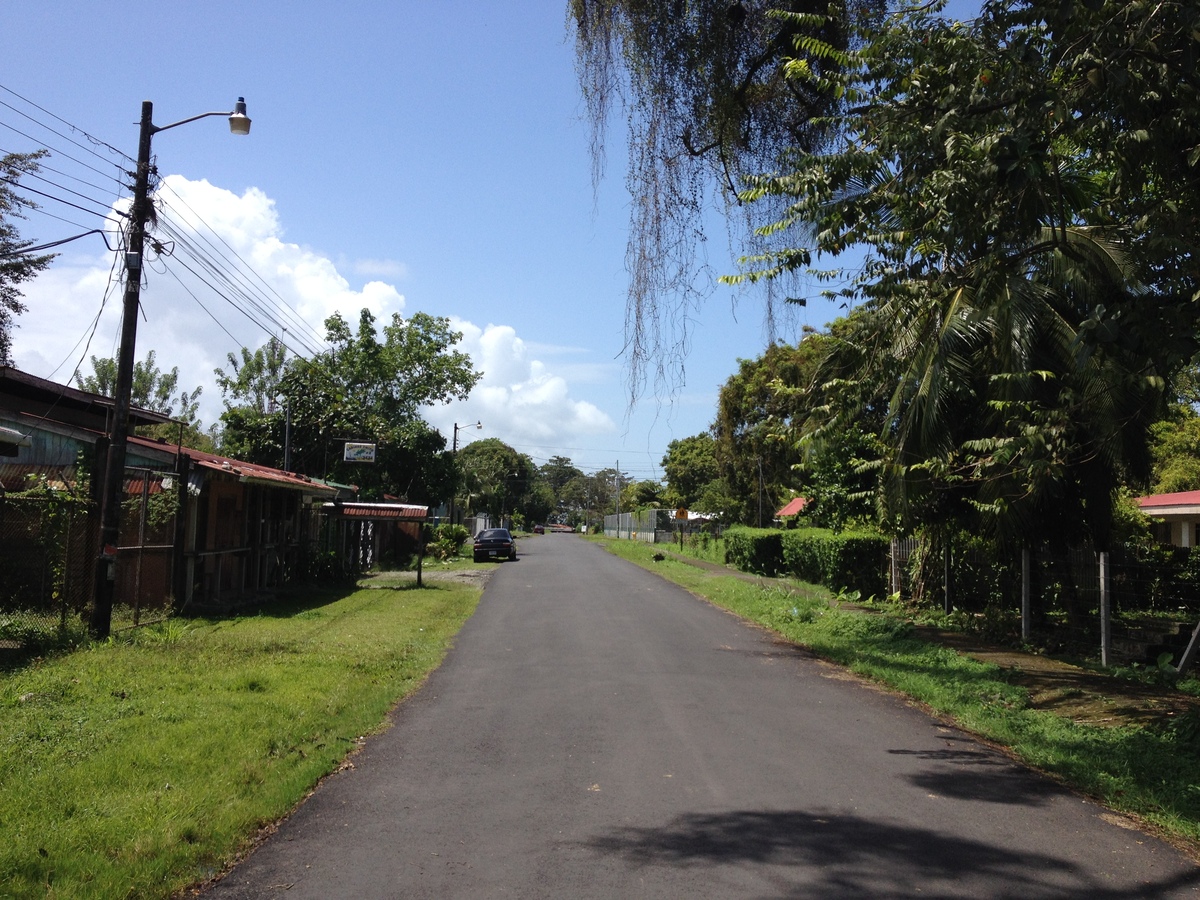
[156,183,326,351]
[0,83,132,165]
[2,86,330,391]
[155,218,325,358]
[0,118,127,188]
[0,229,114,256]
[0,175,122,223]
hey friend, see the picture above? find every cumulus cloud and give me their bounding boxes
[424,318,615,455]
[12,175,615,458]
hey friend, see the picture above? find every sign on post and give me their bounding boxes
[344,442,377,463]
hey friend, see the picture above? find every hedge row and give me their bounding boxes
[724,525,888,598]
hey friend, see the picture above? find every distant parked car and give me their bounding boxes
[533,524,545,534]
[473,528,517,562]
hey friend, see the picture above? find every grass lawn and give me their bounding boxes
[597,536,1200,853]
[0,579,481,899]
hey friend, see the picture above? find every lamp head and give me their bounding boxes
[228,97,251,135]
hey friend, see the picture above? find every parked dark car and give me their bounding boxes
[533,524,545,534]
[473,528,517,562]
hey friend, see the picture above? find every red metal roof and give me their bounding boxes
[1137,490,1200,509]
[322,501,428,519]
[776,497,808,517]
[127,437,338,496]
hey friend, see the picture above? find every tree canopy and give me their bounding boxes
[570,0,885,400]
[726,0,1200,547]
[1,151,55,365]
[219,309,479,504]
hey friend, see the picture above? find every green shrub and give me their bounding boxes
[781,528,888,597]
[427,524,470,561]
[723,526,784,575]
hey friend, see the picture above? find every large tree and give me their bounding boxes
[728,0,1200,549]
[1,151,55,365]
[77,350,202,423]
[661,432,721,510]
[457,438,537,522]
[222,309,479,503]
[76,349,210,448]
[714,341,816,524]
[570,0,886,399]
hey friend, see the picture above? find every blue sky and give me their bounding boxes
[2,0,979,481]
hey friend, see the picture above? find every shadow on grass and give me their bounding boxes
[178,577,461,624]
[581,808,1200,898]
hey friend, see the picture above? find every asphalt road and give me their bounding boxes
[203,535,1200,898]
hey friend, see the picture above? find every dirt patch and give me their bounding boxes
[915,627,1200,728]
[357,567,495,589]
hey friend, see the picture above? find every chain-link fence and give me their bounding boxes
[0,467,180,649]
[890,536,1200,664]
[0,493,94,647]
[111,467,178,627]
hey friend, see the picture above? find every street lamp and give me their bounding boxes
[448,421,481,525]
[452,420,481,453]
[91,98,251,638]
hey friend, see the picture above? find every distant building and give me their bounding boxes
[1136,490,1200,549]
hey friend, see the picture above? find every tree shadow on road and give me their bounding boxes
[581,808,1200,899]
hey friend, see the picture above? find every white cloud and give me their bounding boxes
[425,319,615,455]
[12,175,615,458]
[351,258,409,279]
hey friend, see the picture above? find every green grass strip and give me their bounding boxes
[600,537,1200,849]
[0,581,480,899]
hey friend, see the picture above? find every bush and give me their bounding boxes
[723,526,784,575]
[427,524,470,561]
[781,528,889,598]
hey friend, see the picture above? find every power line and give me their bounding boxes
[0,83,132,165]
[0,175,123,223]
[156,182,326,350]
[0,117,127,188]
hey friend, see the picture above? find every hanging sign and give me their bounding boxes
[344,442,377,463]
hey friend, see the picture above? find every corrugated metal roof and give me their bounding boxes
[322,501,428,519]
[1137,491,1200,510]
[127,437,339,496]
[776,497,808,517]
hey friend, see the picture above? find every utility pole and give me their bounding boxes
[90,98,250,638]
[91,101,155,638]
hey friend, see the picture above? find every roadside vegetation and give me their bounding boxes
[599,536,1200,851]
[0,581,481,899]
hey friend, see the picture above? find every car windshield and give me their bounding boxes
[478,529,510,541]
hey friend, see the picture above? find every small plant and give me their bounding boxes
[426,524,470,562]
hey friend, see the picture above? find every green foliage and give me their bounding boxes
[223,309,478,503]
[713,343,813,524]
[661,433,720,510]
[457,438,534,521]
[780,527,888,597]
[0,151,55,366]
[569,0,885,397]
[427,524,470,561]
[0,584,481,898]
[214,336,288,416]
[76,349,210,448]
[1150,407,1200,494]
[722,525,783,575]
[727,0,1200,549]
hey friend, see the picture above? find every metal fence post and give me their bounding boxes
[1099,550,1111,667]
